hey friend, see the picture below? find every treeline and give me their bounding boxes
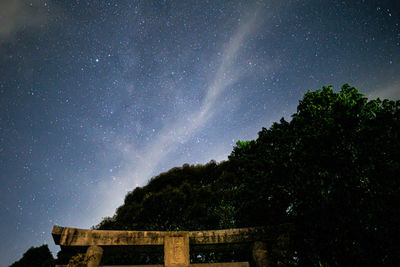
[95,85,400,266]
[12,85,400,266]
[9,245,54,267]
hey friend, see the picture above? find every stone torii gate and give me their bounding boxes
[52,225,274,267]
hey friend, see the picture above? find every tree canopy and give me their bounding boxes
[10,245,54,267]
[94,85,399,266]
[228,85,400,266]
[42,85,400,266]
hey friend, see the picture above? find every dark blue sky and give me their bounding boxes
[0,0,399,266]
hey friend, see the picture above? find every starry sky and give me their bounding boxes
[0,0,399,266]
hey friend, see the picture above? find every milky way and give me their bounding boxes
[0,1,399,265]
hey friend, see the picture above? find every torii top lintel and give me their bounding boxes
[52,225,267,247]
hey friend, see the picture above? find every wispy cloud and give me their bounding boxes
[367,80,400,100]
[0,0,49,43]
[87,9,266,223]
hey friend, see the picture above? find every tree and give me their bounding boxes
[230,84,400,266]
[10,245,54,267]
[93,84,399,266]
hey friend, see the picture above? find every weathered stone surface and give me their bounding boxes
[52,225,64,244]
[52,226,266,246]
[164,232,189,267]
[189,228,265,245]
[86,246,103,267]
[57,264,248,267]
[52,225,275,266]
[103,266,163,267]
[190,263,249,267]
[101,266,163,267]
[52,226,165,246]
[252,241,271,267]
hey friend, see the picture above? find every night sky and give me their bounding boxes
[0,0,399,266]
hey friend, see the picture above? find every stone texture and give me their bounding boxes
[52,226,165,246]
[86,246,103,267]
[190,263,249,267]
[52,225,273,266]
[164,232,189,267]
[58,264,248,267]
[252,241,271,267]
[189,228,265,245]
[52,226,266,246]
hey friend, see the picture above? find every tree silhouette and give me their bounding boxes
[10,245,54,267]
[88,85,400,266]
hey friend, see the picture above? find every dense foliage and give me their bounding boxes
[229,85,400,266]
[95,85,400,266]
[9,245,54,267]
[42,85,400,266]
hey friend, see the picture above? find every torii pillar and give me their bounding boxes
[164,232,190,267]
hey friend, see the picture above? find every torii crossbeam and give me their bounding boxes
[52,225,281,267]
